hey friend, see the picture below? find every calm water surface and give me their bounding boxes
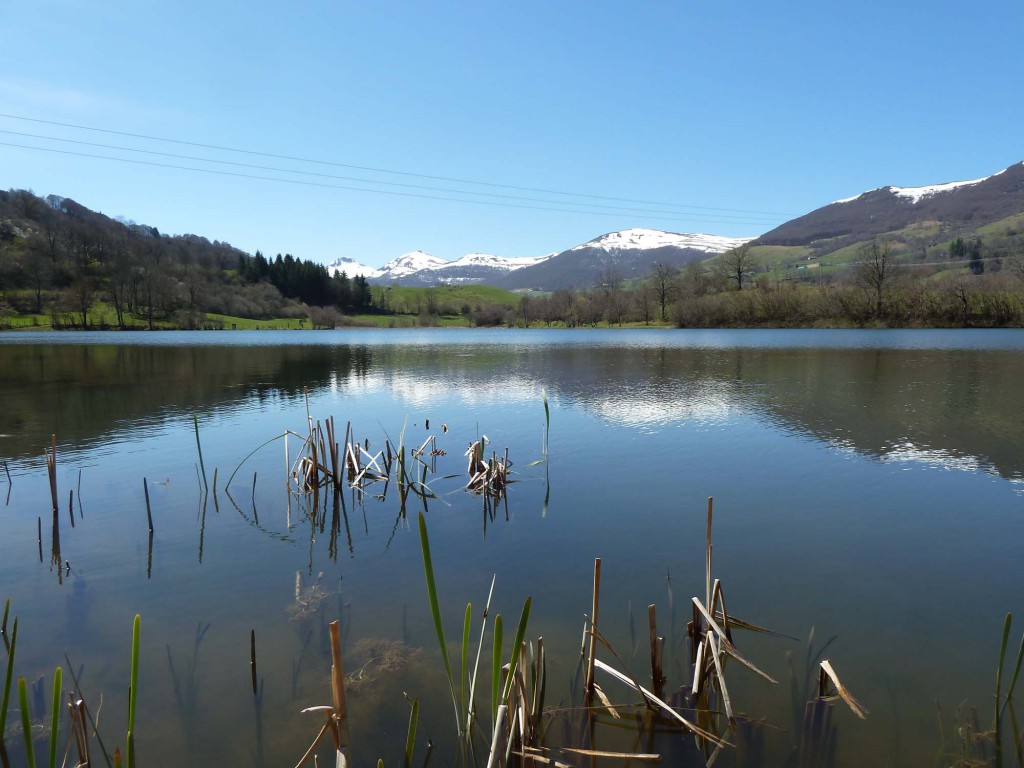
[1,329,1023,767]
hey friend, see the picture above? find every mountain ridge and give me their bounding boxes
[755,161,1024,249]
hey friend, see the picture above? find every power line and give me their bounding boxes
[0,128,786,223]
[0,140,779,225]
[0,112,799,217]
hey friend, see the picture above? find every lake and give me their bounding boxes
[2,329,1023,767]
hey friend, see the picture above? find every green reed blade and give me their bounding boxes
[491,613,503,723]
[1,616,16,736]
[403,697,419,768]
[467,575,496,736]
[416,512,458,729]
[1006,631,1024,701]
[501,597,532,703]
[2,598,9,636]
[126,614,140,768]
[997,612,1012,738]
[49,666,61,768]
[998,614,1012,691]
[18,676,36,768]
[460,602,471,729]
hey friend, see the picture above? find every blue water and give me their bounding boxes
[1,328,1022,766]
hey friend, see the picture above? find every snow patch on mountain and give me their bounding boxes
[434,252,553,272]
[831,193,864,205]
[379,251,449,278]
[889,174,994,204]
[832,165,1013,206]
[326,256,381,279]
[571,228,749,253]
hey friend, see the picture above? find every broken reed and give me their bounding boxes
[465,437,511,500]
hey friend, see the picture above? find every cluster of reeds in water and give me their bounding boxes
[278,494,877,768]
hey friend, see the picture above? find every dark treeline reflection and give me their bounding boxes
[2,340,1022,481]
[0,343,373,462]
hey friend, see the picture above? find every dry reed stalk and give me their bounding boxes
[705,497,713,613]
[817,660,868,719]
[707,633,734,722]
[510,748,572,768]
[691,598,775,684]
[46,434,58,512]
[592,659,726,746]
[583,558,602,707]
[486,704,508,768]
[250,629,258,696]
[68,695,91,768]
[328,620,350,759]
[326,417,339,486]
[143,478,153,532]
[563,748,661,760]
[647,604,665,698]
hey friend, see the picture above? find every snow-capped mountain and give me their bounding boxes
[376,251,449,280]
[759,161,1024,247]
[387,252,554,286]
[366,251,553,287]
[334,229,750,290]
[498,228,752,291]
[570,228,749,254]
[325,256,381,280]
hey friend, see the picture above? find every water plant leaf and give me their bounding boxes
[126,614,141,768]
[1,616,16,737]
[416,512,459,730]
[491,613,503,722]
[19,676,36,768]
[467,575,497,736]
[1006,627,1024,703]
[49,666,62,768]
[403,697,419,768]
[501,597,532,704]
[460,602,471,730]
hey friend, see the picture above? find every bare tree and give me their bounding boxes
[855,239,899,317]
[719,243,757,290]
[634,284,655,325]
[649,263,677,320]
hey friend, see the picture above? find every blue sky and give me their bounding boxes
[2,1,1022,267]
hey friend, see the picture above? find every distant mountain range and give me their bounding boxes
[324,160,1024,290]
[328,228,750,290]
